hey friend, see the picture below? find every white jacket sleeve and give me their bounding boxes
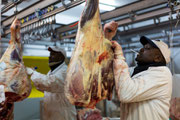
[114,46,171,103]
[30,68,66,93]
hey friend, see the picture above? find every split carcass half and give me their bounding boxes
[65,0,114,108]
[0,18,31,102]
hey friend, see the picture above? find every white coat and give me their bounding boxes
[30,62,77,120]
[114,51,172,120]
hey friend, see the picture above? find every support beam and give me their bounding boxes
[118,20,177,37]
[101,0,166,21]
[1,0,32,14]
[61,33,76,40]
[116,8,170,26]
[58,7,171,39]
[57,22,78,34]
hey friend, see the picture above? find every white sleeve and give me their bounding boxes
[30,69,66,93]
[114,58,171,103]
[0,85,5,103]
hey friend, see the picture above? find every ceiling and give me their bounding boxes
[1,0,138,24]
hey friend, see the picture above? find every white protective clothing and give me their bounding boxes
[0,85,5,103]
[169,74,180,119]
[113,44,172,120]
[30,62,77,120]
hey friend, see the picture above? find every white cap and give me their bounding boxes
[48,46,66,58]
[140,36,171,63]
[152,40,171,63]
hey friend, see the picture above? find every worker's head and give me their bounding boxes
[135,36,170,65]
[48,46,66,66]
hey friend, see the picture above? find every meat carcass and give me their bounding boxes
[77,108,103,120]
[0,18,31,102]
[65,0,114,108]
[170,98,180,120]
[0,101,14,120]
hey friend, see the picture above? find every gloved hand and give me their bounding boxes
[0,85,5,103]
[26,67,34,75]
[104,21,118,41]
[111,41,125,60]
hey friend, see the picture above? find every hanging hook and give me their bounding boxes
[14,1,18,15]
[62,0,74,9]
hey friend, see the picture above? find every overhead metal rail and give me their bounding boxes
[116,8,170,27]
[57,0,167,34]
[101,0,166,20]
[1,0,60,28]
[1,0,39,14]
[2,0,85,35]
[57,7,172,40]
[117,19,177,38]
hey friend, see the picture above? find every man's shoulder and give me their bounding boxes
[148,66,171,73]
[147,66,172,79]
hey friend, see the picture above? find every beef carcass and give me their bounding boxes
[0,18,31,102]
[77,108,102,120]
[170,98,180,120]
[65,0,114,108]
[0,101,14,120]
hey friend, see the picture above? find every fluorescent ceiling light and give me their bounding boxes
[80,3,115,12]
[99,3,115,11]
[99,0,117,6]
[56,1,116,25]
[55,3,83,25]
[56,14,79,25]
[100,0,138,7]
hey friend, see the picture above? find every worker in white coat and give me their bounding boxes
[104,21,172,120]
[26,46,77,120]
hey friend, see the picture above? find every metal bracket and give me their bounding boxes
[35,8,42,20]
[128,11,136,21]
[153,17,160,25]
[175,10,180,27]
[1,25,5,37]
[62,0,74,9]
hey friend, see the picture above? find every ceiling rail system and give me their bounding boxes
[56,0,167,34]
[1,0,40,14]
[2,0,85,35]
[2,0,60,27]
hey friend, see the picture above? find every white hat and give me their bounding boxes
[140,36,171,63]
[48,46,66,58]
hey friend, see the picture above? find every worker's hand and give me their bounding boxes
[26,67,34,76]
[104,21,118,41]
[111,41,124,59]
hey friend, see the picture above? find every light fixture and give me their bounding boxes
[55,14,79,25]
[99,0,117,7]
[80,2,115,12]
[99,3,115,11]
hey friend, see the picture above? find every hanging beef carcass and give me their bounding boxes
[65,0,114,108]
[0,101,14,120]
[0,18,31,102]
